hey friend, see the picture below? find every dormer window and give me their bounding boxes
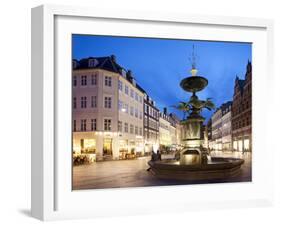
[73,60,78,69]
[121,69,126,78]
[132,79,136,86]
[88,59,98,68]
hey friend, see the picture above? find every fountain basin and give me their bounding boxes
[180,76,208,93]
[148,157,244,181]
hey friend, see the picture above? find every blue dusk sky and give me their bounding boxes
[72,34,252,121]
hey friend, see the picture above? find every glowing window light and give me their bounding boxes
[238,140,243,152]
[152,144,159,153]
[244,139,250,150]
[84,139,96,150]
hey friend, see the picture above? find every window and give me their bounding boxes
[130,124,134,134]
[124,104,128,113]
[118,121,122,132]
[144,104,148,113]
[73,76,77,87]
[132,79,136,86]
[130,106,134,116]
[81,96,87,108]
[88,59,94,67]
[144,129,147,139]
[73,97,77,109]
[73,120,76,132]
[73,61,78,69]
[144,116,148,126]
[139,127,142,136]
[135,126,138,135]
[135,92,138,101]
[139,111,143,119]
[91,96,97,108]
[130,89,134,98]
[105,76,112,87]
[104,97,112,108]
[124,123,128,133]
[246,117,250,125]
[80,119,87,131]
[153,110,157,118]
[139,96,142,104]
[91,74,97,85]
[104,119,112,131]
[125,85,129,95]
[121,69,126,78]
[91,119,97,131]
[135,108,138,118]
[118,100,123,111]
[118,80,123,91]
[81,75,87,86]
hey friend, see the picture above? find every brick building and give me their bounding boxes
[231,61,252,152]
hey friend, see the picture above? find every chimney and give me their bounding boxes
[163,107,167,115]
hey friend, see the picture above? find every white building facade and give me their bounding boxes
[158,109,179,150]
[159,114,172,146]
[210,108,222,151]
[72,56,144,161]
[210,101,233,152]
[117,70,144,159]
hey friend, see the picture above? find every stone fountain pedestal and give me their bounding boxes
[180,116,204,165]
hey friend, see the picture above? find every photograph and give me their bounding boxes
[71,35,252,190]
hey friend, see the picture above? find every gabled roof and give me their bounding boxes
[237,79,245,89]
[235,76,245,94]
[234,60,252,94]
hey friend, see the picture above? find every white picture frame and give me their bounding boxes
[31,4,274,221]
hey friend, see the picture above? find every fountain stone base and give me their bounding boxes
[148,157,244,181]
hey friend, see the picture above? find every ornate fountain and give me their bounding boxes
[148,46,244,181]
[178,62,210,165]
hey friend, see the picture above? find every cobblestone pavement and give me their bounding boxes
[73,152,252,190]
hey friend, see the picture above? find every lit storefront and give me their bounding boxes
[233,136,251,152]
[73,131,145,161]
[118,139,129,159]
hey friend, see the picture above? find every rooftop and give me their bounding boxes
[73,55,145,93]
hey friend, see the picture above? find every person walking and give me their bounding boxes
[157,150,161,161]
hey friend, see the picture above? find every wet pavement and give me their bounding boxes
[73,152,252,190]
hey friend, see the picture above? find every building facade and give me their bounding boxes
[206,119,212,149]
[231,61,252,152]
[210,108,222,151]
[143,94,160,154]
[169,113,183,149]
[72,56,145,161]
[221,101,232,151]
[159,108,181,151]
[159,112,172,147]
[210,101,233,152]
